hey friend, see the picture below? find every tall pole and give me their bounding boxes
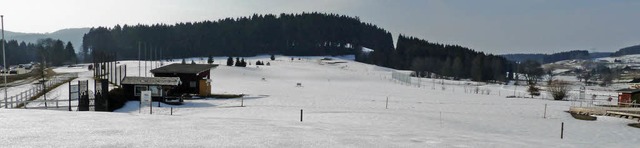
[149,47,153,70]
[138,42,141,77]
[144,44,147,77]
[1,15,6,108]
[152,47,155,69]
[153,47,156,68]
[150,47,153,69]
[42,57,47,108]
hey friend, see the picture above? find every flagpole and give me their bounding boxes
[1,15,7,108]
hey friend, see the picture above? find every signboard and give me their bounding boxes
[140,90,152,114]
[141,91,152,104]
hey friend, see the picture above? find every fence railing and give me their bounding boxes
[0,73,78,109]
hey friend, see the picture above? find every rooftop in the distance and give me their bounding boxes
[150,63,218,74]
[121,77,181,86]
[616,88,640,94]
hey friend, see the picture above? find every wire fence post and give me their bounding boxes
[386,97,389,109]
[544,104,547,118]
[561,122,564,139]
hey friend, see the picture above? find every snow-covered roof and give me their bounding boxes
[361,47,374,53]
[121,77,181,86]
[150,63,218,74]
[616,88,640,94]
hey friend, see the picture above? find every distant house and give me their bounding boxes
[150,64,218,96]
[121,77,181,101]
[616,88,640,106]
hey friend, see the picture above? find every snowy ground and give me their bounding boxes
[1,55,639,147]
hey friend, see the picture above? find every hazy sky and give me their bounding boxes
[2,0,639,54]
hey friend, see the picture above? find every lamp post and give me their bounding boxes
[2,15,7,108]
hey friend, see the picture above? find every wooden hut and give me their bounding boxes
[616,88,640,106]
[150,63,218,96]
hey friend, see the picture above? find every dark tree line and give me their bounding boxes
[611,44,640,57]
[1,39,77,67]
[502,50,602,64]
[82,12,519,82]
[82,12,394,62]
[370,35,513,82]
[1,40,37,66]
[542,50,589,64]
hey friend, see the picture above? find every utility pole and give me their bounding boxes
[1,15,6,108]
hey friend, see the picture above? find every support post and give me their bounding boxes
[544,104,547,118]
[2,15,7,109]
[68,81,72,111]
[561,122,564,139]
[124,65,127,79]
[300,109,303,122]
[440,111,443,128]
[386,97,389,109]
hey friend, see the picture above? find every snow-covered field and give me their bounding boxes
[1,55,639,147]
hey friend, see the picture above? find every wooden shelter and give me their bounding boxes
[616,88,640,106]
[150,63,218,96]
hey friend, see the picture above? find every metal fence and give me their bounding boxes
[106,65,126,86]
[0,73,78,109]
[391,71,412,85]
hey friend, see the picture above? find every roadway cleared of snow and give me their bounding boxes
[1,56,638,147]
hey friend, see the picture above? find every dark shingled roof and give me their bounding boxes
[616,88,640,94]
[150,63,218,74]
[121,77,181,86]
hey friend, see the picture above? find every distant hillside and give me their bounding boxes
[611,45,640,57]
[500,54,545,63]
[542,50,589,63]
[4,28,90,52]
[501,50,611,64]
[589,52,613,59]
